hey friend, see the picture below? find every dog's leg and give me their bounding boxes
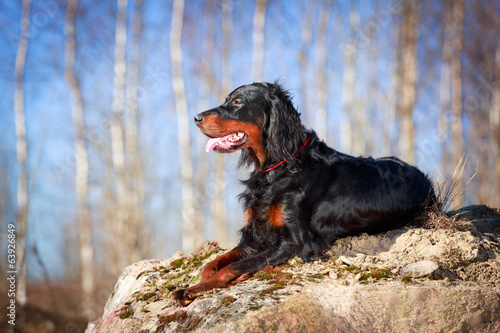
[173,244,298,306]
[201,248,241,282]
[173,265,243,306]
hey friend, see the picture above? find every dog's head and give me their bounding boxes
[195,82,307,170]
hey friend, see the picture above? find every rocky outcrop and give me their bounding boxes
[86,205,500,332]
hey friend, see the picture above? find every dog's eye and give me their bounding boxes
[233,100,243,106]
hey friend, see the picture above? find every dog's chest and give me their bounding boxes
[244,203,285,229]
[241,175,301,229]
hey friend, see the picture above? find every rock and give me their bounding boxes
[85,255,500,332]
[339,255,355,266]
[86,206,500,332]
[400,260,439,277]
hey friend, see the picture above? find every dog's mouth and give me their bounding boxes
[205,132,248,153]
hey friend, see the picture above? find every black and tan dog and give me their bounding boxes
[174,81,437,306]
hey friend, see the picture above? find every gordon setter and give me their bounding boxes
[173,81,437,306]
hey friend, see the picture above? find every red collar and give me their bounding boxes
[257,137,310,173]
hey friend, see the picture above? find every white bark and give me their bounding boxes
[385,16,401,154]
[252,0,267,81]
[298,1,315,124]
[491,43,500,205]
[196,0,215,250]
[397,0,420,164]
[111,0,129,272]
[438,1,453,172]
[340,4,359,153]
[13,0,31,307]
[213,0,234,246]
[64,0,93,319]
[315,0,329,141]
[171,0,196,254]
[126,0,147,260]
[450,0,465,208]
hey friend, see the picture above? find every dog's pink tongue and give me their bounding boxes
[205,138,220,153]
[205,134,234,153]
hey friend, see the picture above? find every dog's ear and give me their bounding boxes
[265,83,306,168]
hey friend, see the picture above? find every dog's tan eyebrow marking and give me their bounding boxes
[232,94,239,99]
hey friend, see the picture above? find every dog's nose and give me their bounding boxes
[194,114,204,125]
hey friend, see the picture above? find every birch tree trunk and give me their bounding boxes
[450,0,465,208]
[298,1,315,124]
[126,0,147,260]
[252,0,267,81]
[13,0,31,307]
[366,0,380,155]
[315,0,329,141]
[110,0,129,273]
[212,0,234,247]
[195,0,216,250]
[438,0,453,173]
[340,3,359,153]
[64,0,93,319]
[491,43,500,207]
[385,13,402,154]
[171,0,197,254]
[397,0,420,165]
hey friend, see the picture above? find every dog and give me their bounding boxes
[173,81,437,306]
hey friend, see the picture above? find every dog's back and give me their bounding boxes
[305,145,436,244]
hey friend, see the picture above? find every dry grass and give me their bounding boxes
[435,154,477,212]
[422,210,477,233]
[417,155,479,234]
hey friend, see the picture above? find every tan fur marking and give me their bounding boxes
[245,208,253,226]
[267,204,285,228]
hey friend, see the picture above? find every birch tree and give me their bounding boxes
[397,0,420,164]
[195,0,216,250]
[171,0,197,254]
[126,0,148,260]
[340,2,359,153]
[385,11,402,154]
[491,43,500,206]
[315,0,330,141]
[366,0,380,155]
[450,0,465,208]
[252,0,267,81]
[298,1,315,124]
[213,0,234,246]
[110,0,129,272]
[438,0,453,172]
[64,0,93,319]
[13,0,31,307]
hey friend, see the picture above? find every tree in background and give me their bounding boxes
[252,0,267,81]
[64,0,94,319]
[397,0,420,165]
[450,0,465,208]
[13,0,31,308]
[126,0,149,263]
[340,1,359,154]
[171,0,198,254]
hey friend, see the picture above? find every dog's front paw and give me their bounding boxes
[172,289,197,307]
